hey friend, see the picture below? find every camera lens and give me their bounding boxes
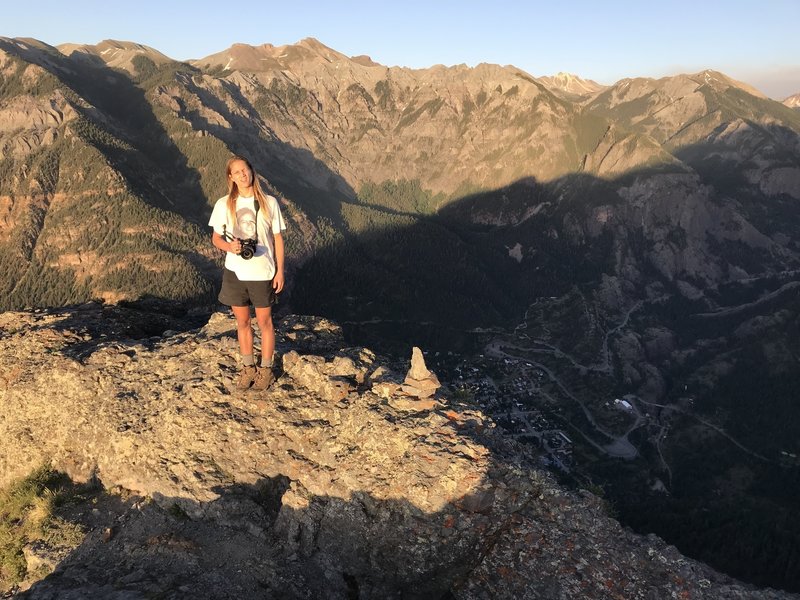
[240,240,256,260]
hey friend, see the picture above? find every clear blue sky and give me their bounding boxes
[4,0,799,99]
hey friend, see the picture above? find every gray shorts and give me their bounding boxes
[218,268,276,308]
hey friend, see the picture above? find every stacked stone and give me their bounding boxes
[400,347,441,399]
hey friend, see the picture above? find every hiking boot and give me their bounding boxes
[252,367,276,391]
[236,365,257,390]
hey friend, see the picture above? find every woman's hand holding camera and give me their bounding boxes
[230,238,242,254]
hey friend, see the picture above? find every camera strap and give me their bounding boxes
[253,200,260,242]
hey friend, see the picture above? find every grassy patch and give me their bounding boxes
[0,466,87,591]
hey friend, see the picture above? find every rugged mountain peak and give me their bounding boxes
[191,37,351,73]
[295,36,335,52]
[0,37,64,71]
[538,71,606,96]
[785,92,800,108]
[688,68,768,98]
[0,303,792,599]
[599,69,767,102]
[0,37,57,53]
[350,54,381,67]
[56,39,175,73]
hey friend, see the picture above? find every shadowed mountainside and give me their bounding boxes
[291,164,800,592]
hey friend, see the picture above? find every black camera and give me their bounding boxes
[238,238,257,260]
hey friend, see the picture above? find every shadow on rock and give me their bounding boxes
[19,469,533,600]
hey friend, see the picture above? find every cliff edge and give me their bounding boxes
[0,304,794,599]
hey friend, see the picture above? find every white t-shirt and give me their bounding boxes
[208,194,286,281]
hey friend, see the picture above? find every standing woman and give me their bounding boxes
[209,155,286,390]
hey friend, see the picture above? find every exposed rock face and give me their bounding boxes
[0,304,794,599]
[537,71,607,98]
[784,93,800,109]
[183,44,582,196]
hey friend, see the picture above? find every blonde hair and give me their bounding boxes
[225,155,272,226]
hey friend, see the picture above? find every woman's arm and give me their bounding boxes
[212,231,240,254]
[272,232,285,293]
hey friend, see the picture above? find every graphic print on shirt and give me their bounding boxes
[234,205,257,241]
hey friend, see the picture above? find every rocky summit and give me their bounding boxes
[0,304,794,599]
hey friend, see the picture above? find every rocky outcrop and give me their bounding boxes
[0,303,794,599]
[537,72,606,98]
[784,93,800,109]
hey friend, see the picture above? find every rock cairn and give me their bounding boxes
[401,347,441,399]
[378,346,443,412]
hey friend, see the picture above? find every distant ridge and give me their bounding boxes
[191,37,351,72]
[350,54,381,68]
[57,39,174,73]
[694,68,768,99]
[603,69,769,101]
[537,71,606,97]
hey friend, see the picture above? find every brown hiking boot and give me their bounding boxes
[236,365,257,390]
[252,367,276,391]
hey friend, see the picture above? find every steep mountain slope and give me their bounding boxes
[57,39,174,72]
[585,71,800,191]
[0,36,618,312]
[0,38,217,308]
[189,38,592,196]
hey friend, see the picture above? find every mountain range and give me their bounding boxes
[2,35,800,593]
[2,36,798,311]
